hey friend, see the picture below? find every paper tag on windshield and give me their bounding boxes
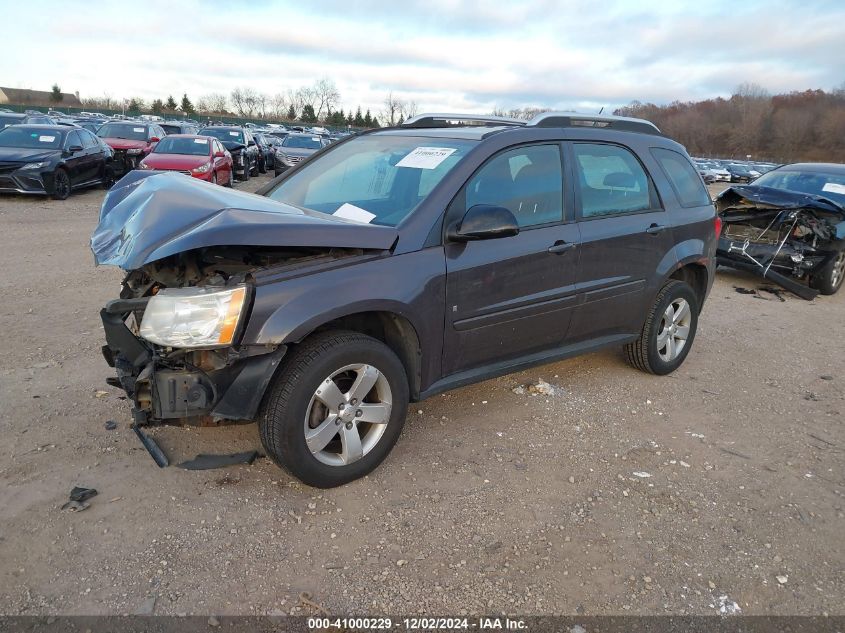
[133,127,144,132]
[194,139,207,144]
[38,135,56,142]
[229,131,239,136]
[396,147,456,169]
[334,203,376,224]
[822,182,845,195]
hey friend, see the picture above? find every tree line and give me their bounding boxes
[76,78,425,128]
[614,84,845,162]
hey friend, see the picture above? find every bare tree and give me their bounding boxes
[271,93,288,118]
[382,91,405,126]
[313,78,340,120]
[197,93,228,114]
[401,100,418,119]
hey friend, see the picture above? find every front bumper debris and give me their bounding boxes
[100,299,286,427]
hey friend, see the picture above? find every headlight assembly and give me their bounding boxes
[20,162,48,170]
[192,162,212,174]
[139,286,248,348]
[126,148,143,155]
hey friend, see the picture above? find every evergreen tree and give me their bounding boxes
[371,116,380,128]
[50,84,63,104]
[165,95,177,111]
[363,109,372,127]
[151,99,164,114]
[346,112,354,126]
[287,104,296,120]
[301,104,317,123]
[353,106,365,127]
[180,93,195,115]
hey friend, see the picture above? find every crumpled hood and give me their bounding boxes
[101,138,149,151]
[90,171,398,270]
[716,185,845,216]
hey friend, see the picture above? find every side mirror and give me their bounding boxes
[67,145,84,154]
[448,204,519,242]
[214,150,225,158]
[248,140,256,147]
[149,137,160,143]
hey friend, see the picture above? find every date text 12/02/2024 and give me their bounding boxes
[307,617,528,630]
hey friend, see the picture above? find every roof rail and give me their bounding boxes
[401,113,525,128]
[527,112,661,135]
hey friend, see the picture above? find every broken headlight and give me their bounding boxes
[139,286,247,348]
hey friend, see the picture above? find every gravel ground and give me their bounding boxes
[0,177,842,617]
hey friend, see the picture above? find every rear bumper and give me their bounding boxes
[100,300,286,425]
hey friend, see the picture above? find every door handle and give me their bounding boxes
[548,241,576,254]
[646,223,667,235]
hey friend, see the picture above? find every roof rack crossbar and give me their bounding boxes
[526,112,661,135]
[401,113,525,128]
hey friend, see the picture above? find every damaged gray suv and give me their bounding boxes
[93,113,717,488]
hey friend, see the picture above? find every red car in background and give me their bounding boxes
[97,122,166,175]
[139,135,233,186]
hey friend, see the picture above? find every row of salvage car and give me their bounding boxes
[0,113,337,199]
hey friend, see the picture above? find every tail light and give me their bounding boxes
[714,215,723,237]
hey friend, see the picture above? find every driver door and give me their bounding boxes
[443,143,580,375]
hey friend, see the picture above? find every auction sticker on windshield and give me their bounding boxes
[38,136,56,143]
[229,131,239,136]
[133,127,144,132]
[396,147,457,169]
[822,182,845,195]
[334,203,376,224]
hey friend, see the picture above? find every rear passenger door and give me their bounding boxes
[443,143,581,375]
[568,142,675,342]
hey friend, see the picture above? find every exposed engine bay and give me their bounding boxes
[716,186,845,300]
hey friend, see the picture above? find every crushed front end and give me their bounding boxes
[716,186,845,299]
[99,258,287,428]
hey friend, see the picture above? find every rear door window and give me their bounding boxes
[651,147,711,207]
[573,143,653,217]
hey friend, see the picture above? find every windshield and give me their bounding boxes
[153,136,210,156]
[0,127,64,149]
[0,114,25,128]
[754,168,845,206]
[265,135,476,227]
[200,128,244,144]
[282,135,323,149]
[98,123,149,141]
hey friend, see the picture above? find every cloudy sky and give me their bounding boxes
[3,0,844,117]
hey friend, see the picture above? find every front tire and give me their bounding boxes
[259,331,409,488]
[625,280,699,375]
[258,155,267,174]
[810,251,845,295]
[52,168,70,200]
[241,163,250,182]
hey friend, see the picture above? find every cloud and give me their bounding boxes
[1,0,842,116]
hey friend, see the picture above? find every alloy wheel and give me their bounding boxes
[656,298,691,362]
[831,252,845,289]
[303,363,392,467]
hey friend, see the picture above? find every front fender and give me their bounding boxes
[242,248,446,388]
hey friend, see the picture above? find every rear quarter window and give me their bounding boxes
[651,147,711,207]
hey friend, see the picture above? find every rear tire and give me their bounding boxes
[101,167,115,189]
[258,331,409,488]
[810,251,845,295]
[258,155,267,174]
[625,280,699,375]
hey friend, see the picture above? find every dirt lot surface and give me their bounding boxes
[0,178,842,617]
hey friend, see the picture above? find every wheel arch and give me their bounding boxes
[288,310,423,400]
[667,261,709,311]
